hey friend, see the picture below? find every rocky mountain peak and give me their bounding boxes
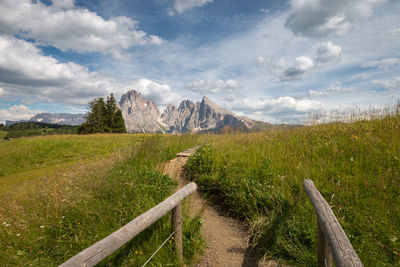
[119,90,165,133]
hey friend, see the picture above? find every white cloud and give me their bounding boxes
[222,95,324,124]
[131,79,182,106]
[351,72,374,80]
[285,0,386,37]
[0,105,41,124]
[0,35,183,108]
[174,0,213,14]
[372,77,400,90]
[308,83,356,97]
[0,0,162,59]
[259,41,341,81]
[0,87,3,96]
[282,56,314,81]
[315,41,342,63]
[50,0,75,10]
[228,96,323,116]
[185,79,240,94]
[0,35,124,105]
[361,58,400,70]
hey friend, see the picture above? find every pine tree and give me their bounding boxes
[104,94,117,133]
[78,94,126,134]
[113,109,126,133]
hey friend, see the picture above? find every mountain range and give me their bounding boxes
[119,90,272,133]
[6,113,85,126]
[6,90,275,133]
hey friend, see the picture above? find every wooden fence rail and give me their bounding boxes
[303,179,363,267]
[60,182,197,267]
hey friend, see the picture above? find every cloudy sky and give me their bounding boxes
[0,0,399,124]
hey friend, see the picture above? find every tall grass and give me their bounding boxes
[0,130,7,140]
[186,111,400,266]
[0,134,204,266]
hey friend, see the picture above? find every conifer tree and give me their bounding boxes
[78,94,126,134]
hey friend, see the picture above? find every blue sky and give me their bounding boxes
[0,0,399,124]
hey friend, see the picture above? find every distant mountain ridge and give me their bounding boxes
[6,113,85,126]
[119,90,271,133]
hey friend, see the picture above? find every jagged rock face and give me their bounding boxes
[119,90,261,134]
[160,96,255,133]
[119,90,165,133]
[160,104,179,126]
[29,113,85,125]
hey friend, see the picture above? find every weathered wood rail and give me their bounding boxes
[60,182,197,267]
[303,179,363,267]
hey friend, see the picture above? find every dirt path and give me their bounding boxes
[163,155,257,267]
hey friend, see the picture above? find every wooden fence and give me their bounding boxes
[303,179,363,267]
[60,182,197,267]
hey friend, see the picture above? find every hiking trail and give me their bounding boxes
[162,148,286,267]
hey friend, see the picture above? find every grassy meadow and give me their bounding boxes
[186,112,400,266]
[0,134,204,266]
[1,108,399,266]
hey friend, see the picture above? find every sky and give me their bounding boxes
[0,0,399,124]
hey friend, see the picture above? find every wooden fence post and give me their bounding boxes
[303,179,363,267]
[172,201,183,264]
[60,182,197,267]
[317,220,332,267]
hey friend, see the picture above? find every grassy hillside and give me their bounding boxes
[0,134,146,178]
[0,134,204,266]
[186,114,400,266]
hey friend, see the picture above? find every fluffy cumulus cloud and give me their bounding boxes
[0,105,42,124]
[361,58,400,70]
[282,56,314,81]
[130,79,182,105]
[173,0,213,14]
[185,79,240,94]
[372,77,400,90]
[285,0,386,37]
[0,35,123,105]
[308,83,356,97]
[0,35,181,110]
[0,0,162,59]
[259,41,342,81]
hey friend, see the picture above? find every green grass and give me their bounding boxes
[0,134,204,266]
[186,115,400,266]
[0,134,147,178]
[0,130,7,140]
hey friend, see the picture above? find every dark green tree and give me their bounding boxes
[104,94,118,133]
[112,109,126,133]
[78,94,126,134]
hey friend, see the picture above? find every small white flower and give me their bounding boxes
[2,222,6,225]
[61,216,65,219]
[16,234,21,237]
[40,225,45,229]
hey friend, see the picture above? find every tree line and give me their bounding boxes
[78,94,126,134]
